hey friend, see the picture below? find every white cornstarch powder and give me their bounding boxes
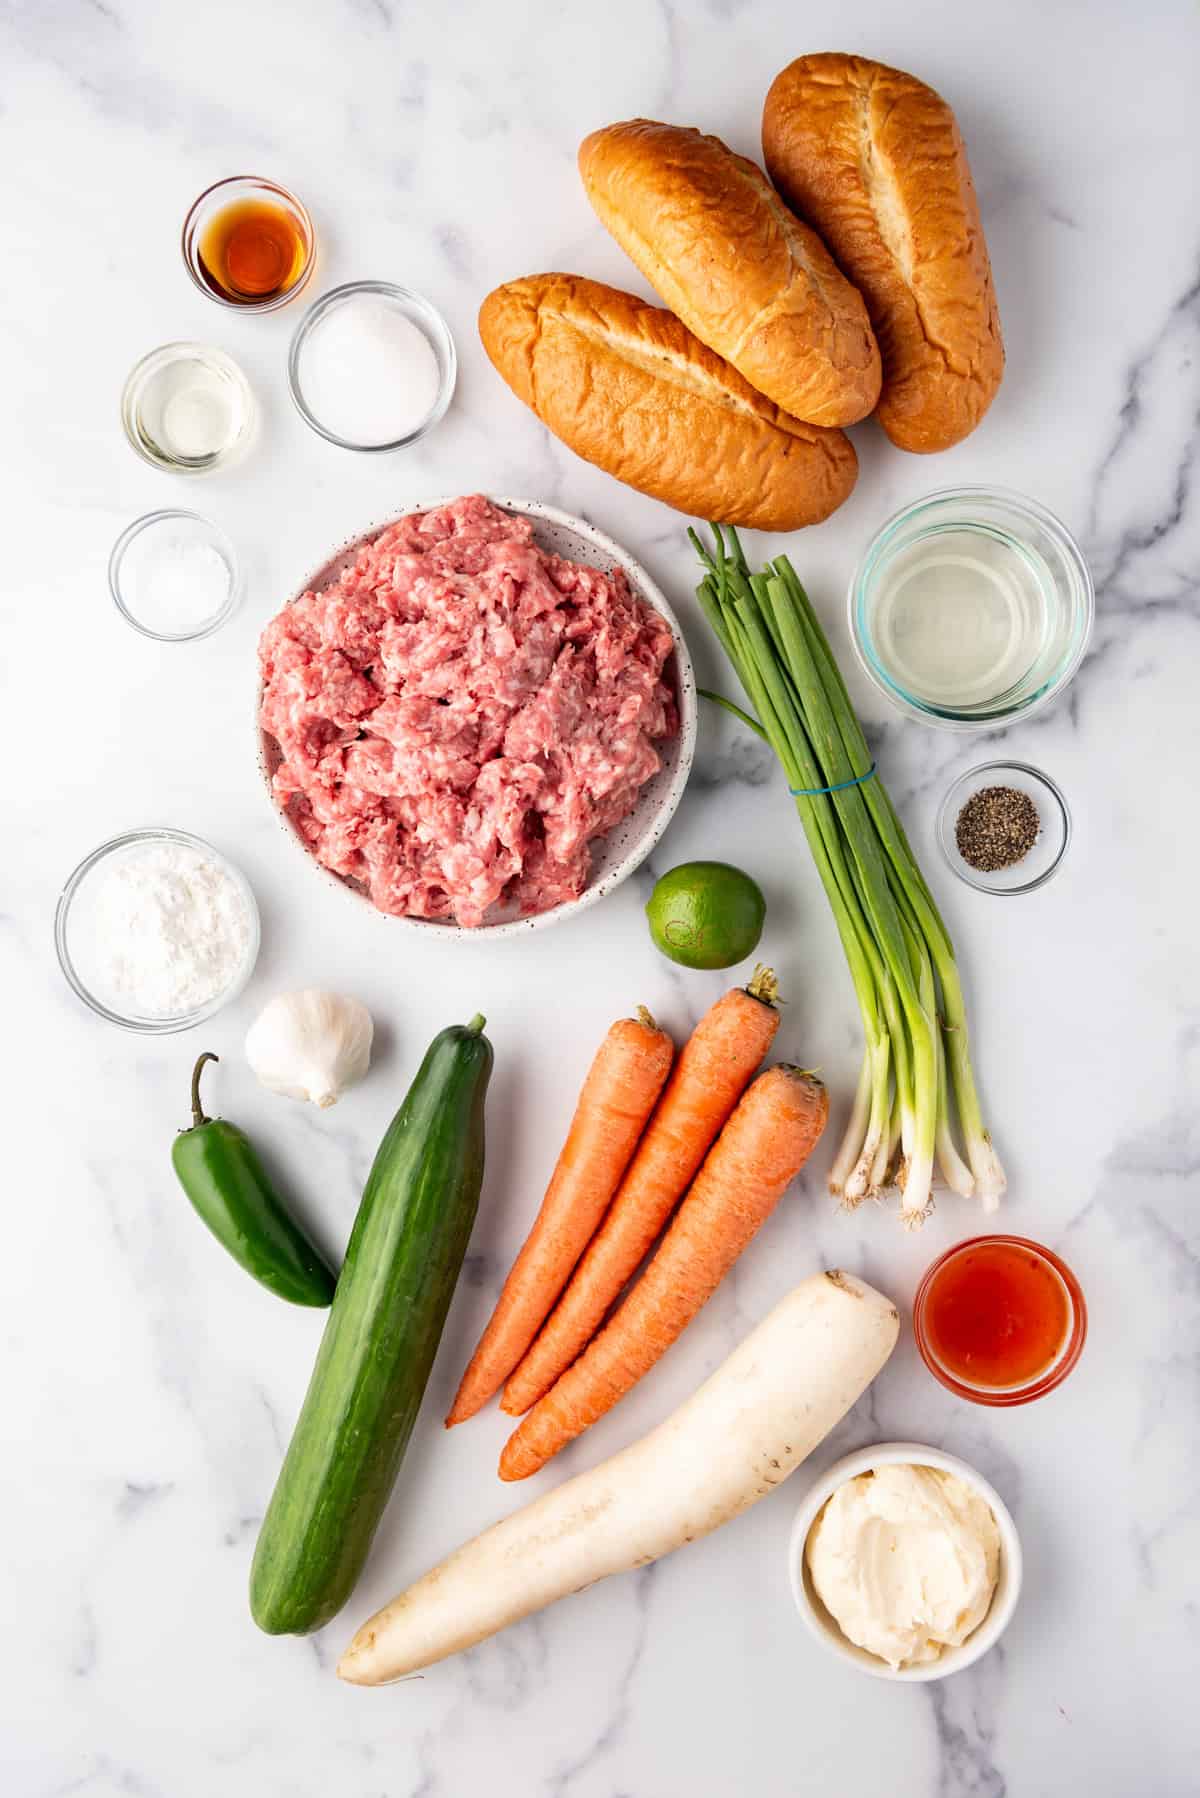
[80,841,253,1018]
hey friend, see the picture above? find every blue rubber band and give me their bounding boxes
[790,763,877,797]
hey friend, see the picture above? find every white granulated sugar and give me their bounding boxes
[299,295,442,445]
[84,842,252,1018]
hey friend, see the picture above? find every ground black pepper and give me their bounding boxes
[955,786,1041,872]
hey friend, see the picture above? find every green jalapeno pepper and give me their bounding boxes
[172,1052,337,1308]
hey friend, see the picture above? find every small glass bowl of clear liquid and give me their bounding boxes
[121,342,256,474]
[849,488,1093,729]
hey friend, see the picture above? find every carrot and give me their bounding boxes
[446,1007,674,1427]
[501,968,782,1416]
[498,1065,829,1480]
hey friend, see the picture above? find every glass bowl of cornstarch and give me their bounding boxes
[55,829,260,1031]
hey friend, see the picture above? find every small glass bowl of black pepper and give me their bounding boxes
[937,762,1071,895]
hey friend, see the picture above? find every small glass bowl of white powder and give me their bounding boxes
[287,281,456,451]
[55,829,260,1032]
[109,511,240,642]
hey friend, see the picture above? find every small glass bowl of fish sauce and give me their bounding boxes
[913,1235,1087,1406]
[182,176,315,312]
[849,488,1094,730]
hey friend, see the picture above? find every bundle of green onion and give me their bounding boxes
[690,524,1005,1225]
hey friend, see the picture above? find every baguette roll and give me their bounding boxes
[578,120,881,429]
[478,273,857,532]
[763,54,1004,453]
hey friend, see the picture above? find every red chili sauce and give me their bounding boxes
[923,1239,1070,1388]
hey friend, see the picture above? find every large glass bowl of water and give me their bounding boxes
[848,488,1093,729]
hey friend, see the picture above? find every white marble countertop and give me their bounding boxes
[6,3,1198,1794]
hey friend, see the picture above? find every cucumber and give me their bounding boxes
[250,1014,493,1635]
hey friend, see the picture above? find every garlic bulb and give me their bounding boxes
[245,990,373,1108]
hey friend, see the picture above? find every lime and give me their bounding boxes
[646,861,766,970]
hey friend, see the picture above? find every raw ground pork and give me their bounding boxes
[259,496,678,926]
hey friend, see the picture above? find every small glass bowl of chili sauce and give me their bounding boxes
[913,1235,1086,1406]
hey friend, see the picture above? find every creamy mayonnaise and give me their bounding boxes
[805,1464,1001,1669]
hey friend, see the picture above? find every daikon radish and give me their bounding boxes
[338,1270,898,1684]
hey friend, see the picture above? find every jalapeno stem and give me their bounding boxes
[465,1014,486,1035]
[189,1051,220,1128]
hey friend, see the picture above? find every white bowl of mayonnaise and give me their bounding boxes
[788,1442,1022,1682]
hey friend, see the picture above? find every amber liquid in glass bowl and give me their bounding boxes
[197,198,309,305]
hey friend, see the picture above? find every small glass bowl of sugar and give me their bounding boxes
[109,510,240,642]
[287,281,456,451]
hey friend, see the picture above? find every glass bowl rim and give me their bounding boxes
[913,1232,1088,1406]
[847,484,1095,731]
[108,508,242,643]
[286,280,457,452]
[936,759,1072,895]
[54,827,260,1033]
[120,340,256,475]
[181,174,315,313]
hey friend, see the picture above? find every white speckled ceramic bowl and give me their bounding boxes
[788,1443,1023,1683]
[258,498,697,938]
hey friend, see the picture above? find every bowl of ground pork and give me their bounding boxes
[258,495,697,935]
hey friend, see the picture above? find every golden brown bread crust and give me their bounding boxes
[762,54,1003,453]
[477,273,857,531]
[578,120,881,429]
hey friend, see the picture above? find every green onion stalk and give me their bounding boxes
[690,525,1005,1225]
